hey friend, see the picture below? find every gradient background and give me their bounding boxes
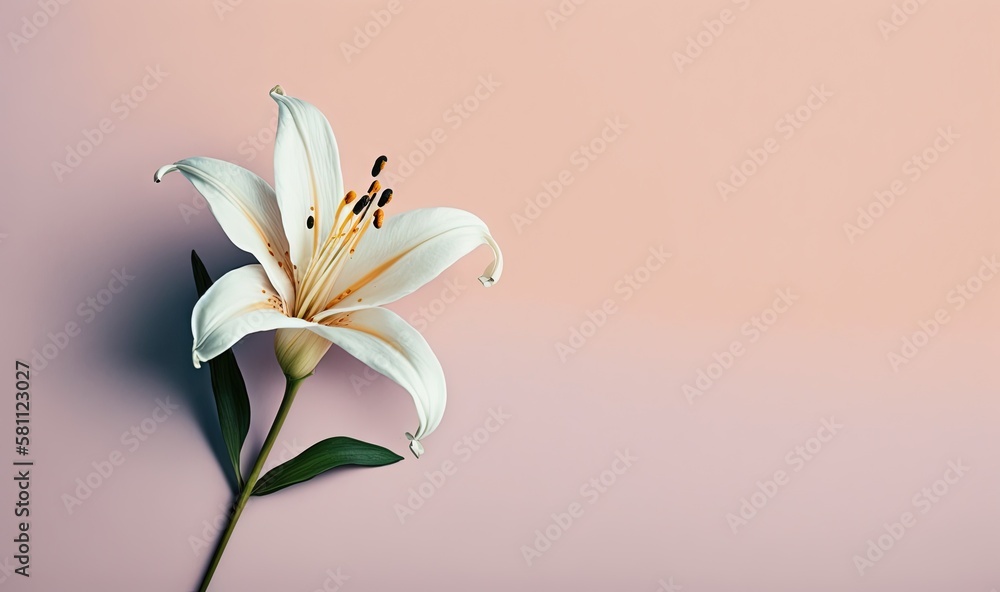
[1,1,998,590]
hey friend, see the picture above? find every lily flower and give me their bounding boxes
[154,86,502,457]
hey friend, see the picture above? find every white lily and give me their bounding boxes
[154,86,502,458]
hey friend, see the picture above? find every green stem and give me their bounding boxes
[197,376,305,592]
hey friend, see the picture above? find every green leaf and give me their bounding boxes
[251,437,404,496]
[191,250,251,492]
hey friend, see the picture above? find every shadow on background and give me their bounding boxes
[106,242,256,488]
[99,234,416,491]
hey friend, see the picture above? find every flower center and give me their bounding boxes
[293,155,393,320]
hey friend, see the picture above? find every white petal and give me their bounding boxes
[192,264,311,367]
[307,307,446,455]
[319,207,503,315]
[155,157,295,305]
[406,434,425,458]
[270,88,345,282]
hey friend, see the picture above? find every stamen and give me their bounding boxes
[291,156,394,318]
[352,195,370,216]
[306,215,315,229]
[347,218,373,255]
[300,216,372,316]
[332,195,351,229]
[371,155,388,177]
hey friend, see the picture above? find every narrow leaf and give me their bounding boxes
[192,250,251,491]
[251,437,404,496]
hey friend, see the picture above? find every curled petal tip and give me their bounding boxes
[192,349,202,369]
[479,234,503,288]
[406,433,424,458]
[154,164,177,183]
[270,84,285,96]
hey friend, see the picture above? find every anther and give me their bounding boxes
[344,190,357,204]
[377,189,393,207]
[371,155,388,177]
[368,180,381,195]
[306,215,315,229]
[352,195,370,215]
[373,209,385,229]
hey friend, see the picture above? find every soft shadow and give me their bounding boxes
[109,246,253,489]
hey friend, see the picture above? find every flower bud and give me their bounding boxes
[274,328,331,379]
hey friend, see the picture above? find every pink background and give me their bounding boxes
[1,0,998,590]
